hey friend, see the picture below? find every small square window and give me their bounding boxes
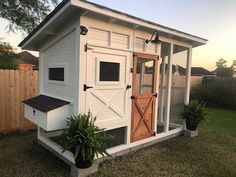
[99,61,120,81]
[49,68,64,81]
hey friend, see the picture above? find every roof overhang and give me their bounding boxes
[19,0,208,51]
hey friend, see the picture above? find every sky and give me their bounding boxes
[1,0,236,71]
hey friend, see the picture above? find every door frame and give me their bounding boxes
[85,46,132,130]
[131,52,159,142]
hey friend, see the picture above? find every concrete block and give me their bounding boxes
[184,129,198,137]
[70,161,98,177]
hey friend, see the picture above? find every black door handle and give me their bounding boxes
[83,84,93,91]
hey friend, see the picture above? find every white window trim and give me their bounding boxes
[47,63,68,85]
[95,57,123,86]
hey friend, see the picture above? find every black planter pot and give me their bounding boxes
[74,153,94,169]
[186,120,198,131]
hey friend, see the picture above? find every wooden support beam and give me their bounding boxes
[81,10,89,16]
[184,47,192,104]
[132,24,140,29]
[43,30,56,35]
[159,56,167,122]
[164,43,173,132]
[108,17,116,23]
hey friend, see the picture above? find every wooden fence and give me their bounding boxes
[191,76,203,88]
[0,69,38,133]
[0,69,202,133]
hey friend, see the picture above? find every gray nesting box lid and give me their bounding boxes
[23,95,70,112]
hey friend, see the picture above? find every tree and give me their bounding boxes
[0,0,58,35]
[231,60,236,73]
[0,41,19,69]
[215,58,236,77]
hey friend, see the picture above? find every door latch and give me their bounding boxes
[84,44,94,52]
[83,84,93,91]
[126,85,132,90]
[153,93,158,97]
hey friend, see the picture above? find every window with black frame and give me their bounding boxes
[99,61,120,82]
[48,67,64,81]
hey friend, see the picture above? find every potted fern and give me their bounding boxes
[62,112,109,168]
[180,100,207,137]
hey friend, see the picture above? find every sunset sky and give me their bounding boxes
[0,0,236,71]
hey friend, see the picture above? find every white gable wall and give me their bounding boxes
[41,30,76,104]
[78,16,163,138]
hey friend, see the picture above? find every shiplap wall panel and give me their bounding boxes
[146,43,157,54]
[135,38,145,52]
[42,31,76,101]
[88,28,110,46]
[112,32,129,49]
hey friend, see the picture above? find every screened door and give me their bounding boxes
[131,53,158,142]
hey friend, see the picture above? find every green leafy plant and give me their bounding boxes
[180,100,208,131]
[0,0,58,34]
[62,111,110,168]
[0,41,19,69]
[191,78,236,109]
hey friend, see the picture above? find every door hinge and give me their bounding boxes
[84,44,94,52]
[131,95,136,99]
[126,85,132,90]
[152,132,156,136]
[153,93,158,97]
[130,68,133,73]
[83,84,93,91]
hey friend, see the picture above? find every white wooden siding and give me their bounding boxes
[112,32,130,49]
[82,16,158,54]
[146,43,157,54]
[88,28,110,46]
[135,37,145,52]
[42,31,76,102]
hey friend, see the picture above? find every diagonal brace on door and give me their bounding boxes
[132,97,154,137]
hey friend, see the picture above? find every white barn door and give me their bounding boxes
[85,46,131,130]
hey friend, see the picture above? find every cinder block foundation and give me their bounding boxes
[38,130,183,177]
[70,161,99,177]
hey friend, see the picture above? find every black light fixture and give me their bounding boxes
[80,26,88,35]
[145,31,161,44]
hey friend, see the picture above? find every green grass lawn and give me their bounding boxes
[0,108,235,177]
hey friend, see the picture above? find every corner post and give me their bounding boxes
[184,47,192,104]
[164,43,174,132]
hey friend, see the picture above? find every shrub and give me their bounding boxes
[180,100,208,131]
[62,112,110,168]
[191,78,236,109]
